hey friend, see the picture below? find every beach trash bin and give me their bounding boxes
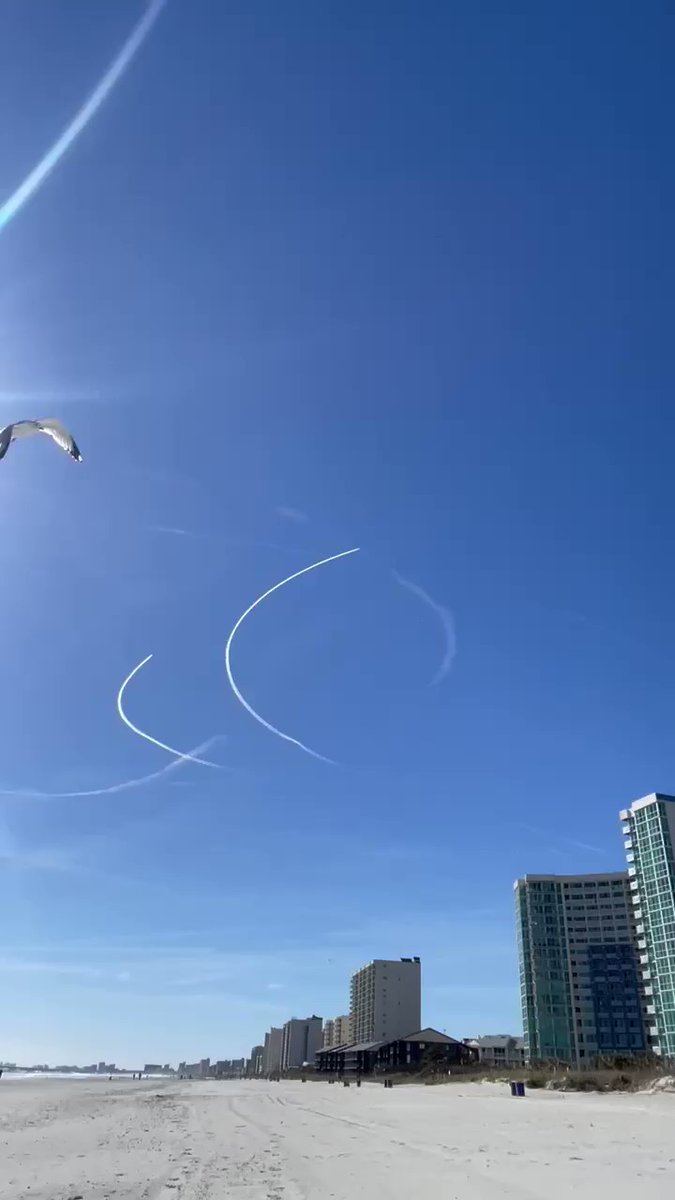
[516,1081,525,1097]
[509,1081,517,1097]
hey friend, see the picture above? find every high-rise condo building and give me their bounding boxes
[280,1017,323,1070]
[262,1027,283,1075]
[620,793,675,1057]
[515,873,646,1064]
[248,1045,264,1075]
[349,958,421,1044]
[333,1014,352,1045]
[323,1014,352,1048]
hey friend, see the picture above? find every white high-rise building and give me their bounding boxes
[349,958,421,1044]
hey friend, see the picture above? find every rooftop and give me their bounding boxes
[515,872,627,886]
[467,1035,525,1049]
[623,792,675,815]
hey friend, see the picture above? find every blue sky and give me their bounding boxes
[0,0,673,1066]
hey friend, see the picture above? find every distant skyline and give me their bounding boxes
[1,0,673,1061]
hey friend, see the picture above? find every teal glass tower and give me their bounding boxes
[621,793,675,1058]
[516,873,646,1064]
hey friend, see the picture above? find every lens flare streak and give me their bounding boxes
[0,0,167,231]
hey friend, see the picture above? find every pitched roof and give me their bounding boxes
[343,1040,386,1053]
[397,1028,460,1045]
[473,1034,524,1049]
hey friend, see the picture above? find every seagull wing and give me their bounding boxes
[0,418,82,463]
[0,424,15,461]
[34,418,83,462]
[0,420,42,461]
[8,419,46,441]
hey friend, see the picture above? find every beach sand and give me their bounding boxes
[1,1076,673,1198]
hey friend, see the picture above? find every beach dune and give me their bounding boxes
[0,1076,673,1198]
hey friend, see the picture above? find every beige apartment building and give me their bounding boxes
[349,958,421,1044]
[323,1014,352,1048]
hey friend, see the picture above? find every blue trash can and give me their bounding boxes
[516,1081,525,1097]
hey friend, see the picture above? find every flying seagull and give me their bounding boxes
[0,418,82,464]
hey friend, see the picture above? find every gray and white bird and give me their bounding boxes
[0,418,82,464]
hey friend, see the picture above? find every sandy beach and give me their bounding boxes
[1,1076,674,1198]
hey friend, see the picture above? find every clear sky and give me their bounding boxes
[0,0,673,1066]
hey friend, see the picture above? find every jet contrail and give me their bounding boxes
[225,547,360,762]
[0,0,167,232]
[0,736,224,800]
[392,570,456,685]
[117,654,220,769]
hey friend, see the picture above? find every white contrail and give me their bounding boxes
[392,570,456,685]
[0,0,167,232]
[224,547,360,763]
[0,736,224,800]
[117,654,220,768]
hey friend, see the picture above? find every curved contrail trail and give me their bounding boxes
[225,547,360,763]
[0,0,167,232]
[118,654,220,768]
[0,736,224,800]
[392,570,456,685]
